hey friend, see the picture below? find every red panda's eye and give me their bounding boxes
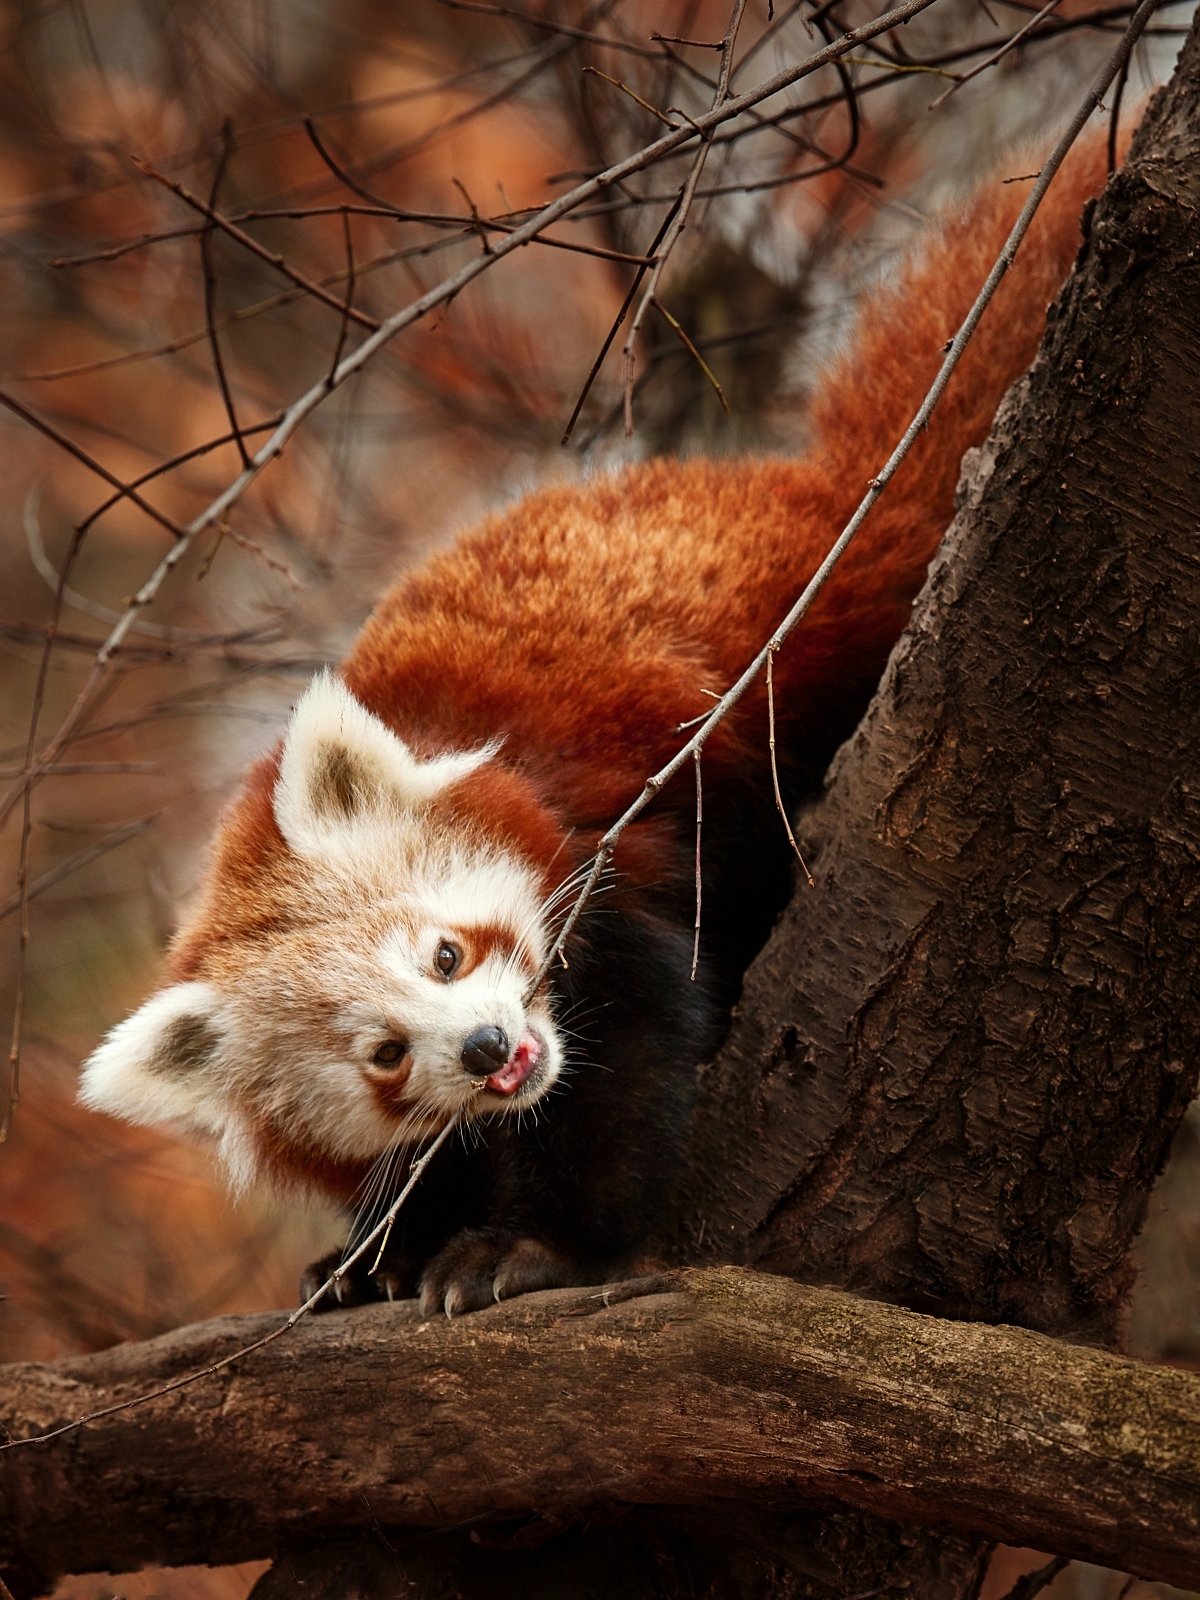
[435,941,461,978]
[372,1039,408,1067]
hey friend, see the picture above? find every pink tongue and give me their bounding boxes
[486,1032,541,1096]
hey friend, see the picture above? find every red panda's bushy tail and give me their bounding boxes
[755,131,1116,736]
[811,133,1111,516]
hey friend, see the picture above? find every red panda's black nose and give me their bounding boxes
[461,1025,510,1076]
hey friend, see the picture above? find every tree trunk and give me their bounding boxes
[2,16,1199,1600]
[658,24,1200,1595]
[660,26,1200,1594]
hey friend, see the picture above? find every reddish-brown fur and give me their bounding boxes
[171,137,1111,1002]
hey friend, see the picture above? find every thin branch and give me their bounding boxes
[429,0,663,57]
[0,392,188,545]
[652,298,730,411]
[13,237,472,383]
[623,0,750,436]
[0,764,157,777]
[0,818,158,924]
[691,748,703,981]
[131,157,382,331]
[582,66,681,128]
[651,32,727,48]
[328,208,357,384]
[767,647,815,886]
[928,0,1064,108]
[561,196,682,445]
[524,0,1161,999]
[200,121,252,469]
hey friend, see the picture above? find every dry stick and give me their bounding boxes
[656,37,883,190]
[0,764,157,777]
[131,158,382,332]
[201,123,253,470]
[0,1111,466,1452]
[928,0,1063,107]
[0,41,554,230]
[524,0,1161,1003]
[0,817,158,924]
[0,391,189,545]
[691,749,703,981]
[310,22,598,198]
[652,31,728,47]
[1108,47,1132,170]
[622,0,749,437]
[328,208,357,385]
[433,0,665,54]
[0,378,196,1140]
[653,298,730,411]
[714,3,1159,156]
[561,197,683,445]
[582,65,683,128]
[304,119,659,268]
[0,0,948,833]
[15,234,474,384]
[767,647,815,886]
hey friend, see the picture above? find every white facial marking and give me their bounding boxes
[274,672,499,861]
[79,981,232,1137]
[78,677,563,1197]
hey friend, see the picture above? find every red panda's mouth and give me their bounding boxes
[485,1029,542,1096]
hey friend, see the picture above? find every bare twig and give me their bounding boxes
[200,122,253,470]
[767,647,815,886]
[131,157,382,332]
[582,66,681,127]
[429,0,662,58]
[691,748,703,981]
[652,32,727,49]
[0,818,158,924]
[0,392,188,545]
[652,297,730,412]
[928,0,1064,107]
[561,197,683,445]
[622,0,749,436]
[328,209,357,384]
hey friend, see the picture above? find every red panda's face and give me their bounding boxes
[78,674,565,1197]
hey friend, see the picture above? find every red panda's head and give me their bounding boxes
[78,673,569,1201]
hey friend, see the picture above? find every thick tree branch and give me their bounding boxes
[0,1268,1196,1595]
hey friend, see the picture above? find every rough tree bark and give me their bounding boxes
[663,17,1200,1593]
[1,15,1198,1600]
[0,1271,1197,1591]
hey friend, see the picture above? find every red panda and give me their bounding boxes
[79,138,1112,1318]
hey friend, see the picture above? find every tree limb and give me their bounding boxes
[0,1268,1196,1595]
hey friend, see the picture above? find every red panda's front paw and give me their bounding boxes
[418,1229,577,1318]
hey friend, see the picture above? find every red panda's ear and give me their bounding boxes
[273,672,498,859]
[78,981,228,1139]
